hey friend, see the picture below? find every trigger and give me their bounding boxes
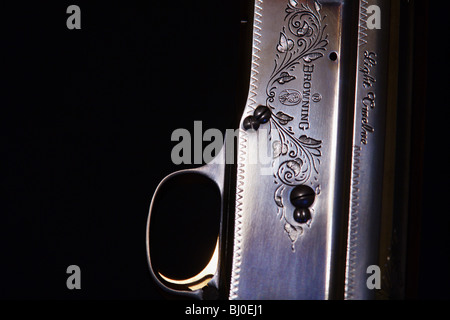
[158,238,219,291]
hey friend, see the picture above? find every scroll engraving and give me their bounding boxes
[266,0,328,249]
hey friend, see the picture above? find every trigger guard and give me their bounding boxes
[157,238,219,291]
[146,135,229,299]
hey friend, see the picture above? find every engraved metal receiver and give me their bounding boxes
[146,0,420,300]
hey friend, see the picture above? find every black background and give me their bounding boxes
[1,0,449,300]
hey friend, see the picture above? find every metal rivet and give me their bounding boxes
[293,208,311,224]
[243,116,260,131]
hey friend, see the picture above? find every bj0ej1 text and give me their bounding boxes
[229,304,262,317]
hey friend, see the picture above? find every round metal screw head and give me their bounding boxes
[253,105,272,124]
[290,185,316,208]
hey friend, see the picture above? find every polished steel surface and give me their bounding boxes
[344,0,392,300]
[229,0,355,300]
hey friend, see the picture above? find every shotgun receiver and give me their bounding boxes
[146,0,421,299]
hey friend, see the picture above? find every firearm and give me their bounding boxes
[146,0,425,300]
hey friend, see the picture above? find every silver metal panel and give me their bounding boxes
[344,0,392,300]
[230,0,354,300]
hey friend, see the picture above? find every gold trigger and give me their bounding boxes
[158,238,219,291]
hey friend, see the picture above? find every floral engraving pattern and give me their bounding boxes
[266,0,328,249]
